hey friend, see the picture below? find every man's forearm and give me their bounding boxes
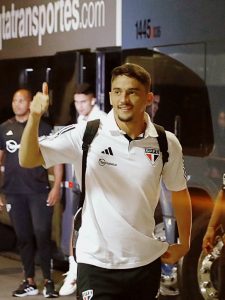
[53,164,64,188]
[207,190,224,229]
[172,188,192,247]
[19,114,44,168]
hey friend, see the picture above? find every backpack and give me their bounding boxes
[72,119,169,257]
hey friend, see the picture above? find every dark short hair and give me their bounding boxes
[111,63,151,92]
[75,83,95,96]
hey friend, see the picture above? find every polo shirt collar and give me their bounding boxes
[103,109,159,138]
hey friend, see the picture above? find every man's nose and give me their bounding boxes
[120,92,130,103]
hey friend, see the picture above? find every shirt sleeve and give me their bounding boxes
[162,131,187,191]
[39,124,83,168]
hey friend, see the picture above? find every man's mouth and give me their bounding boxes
[119,105,132,111]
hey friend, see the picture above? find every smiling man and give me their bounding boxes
[19,63,192,300]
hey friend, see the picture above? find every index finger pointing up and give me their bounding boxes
[42,82,48,95]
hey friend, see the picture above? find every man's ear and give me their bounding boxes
[91,97,96,105]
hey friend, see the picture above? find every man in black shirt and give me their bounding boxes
[0,89,63,298]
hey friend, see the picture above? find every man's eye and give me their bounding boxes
[129,90,136,95]
[113,90,121,95]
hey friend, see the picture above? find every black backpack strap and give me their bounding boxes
[74,119,100,233]
[154,123,169,166]
[78,119,100,209]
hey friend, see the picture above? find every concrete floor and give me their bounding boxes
[0,251,179,300]
[0,252,75,299]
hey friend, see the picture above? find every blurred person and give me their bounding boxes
[0,196,4,211]
[202,178,225,300]
[146,94,160,121]
[217,110,225,135]
[209,110,225,179]
[74,82,106,123]
[202,188,225,253]
[19,63,192,300]
[214,110,225,157]
[0,89,63,298]
[59,83,106,296]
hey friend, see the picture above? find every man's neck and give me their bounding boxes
[116,119,146,139]
[15,115,29,123]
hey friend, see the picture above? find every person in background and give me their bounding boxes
[0,197,3,211]
[0,89,63,298]
[202,189,225,252]
[202,176,225,300]
[213,110,225,157]
[208,110,225,179]
[74,82,106,123]
[59,83,107,296]
[19,63,192,300]
[147,94,160,121]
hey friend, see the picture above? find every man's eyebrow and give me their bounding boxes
[112,87,140,91]
[128,88,140,91]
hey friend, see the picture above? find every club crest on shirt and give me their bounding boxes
[82,289,93,300]
[145,147,160,165]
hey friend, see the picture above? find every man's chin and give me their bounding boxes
[118,114,133,122]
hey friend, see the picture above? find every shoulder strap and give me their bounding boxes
[78,119,100,209]
[154,123,169,166]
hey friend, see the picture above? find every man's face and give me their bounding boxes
[12,90,30,117]
[109,75,153,123]
[74,93,95,117]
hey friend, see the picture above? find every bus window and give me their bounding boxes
[125,51,213,157]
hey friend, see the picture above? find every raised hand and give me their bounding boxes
[42,82,48,96]
[30,82,49,117]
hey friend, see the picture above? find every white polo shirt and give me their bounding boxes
[40,109,187,269]
[77,105,106,123]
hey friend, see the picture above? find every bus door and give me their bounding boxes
[50,50,97,255]
[121,46,213,237]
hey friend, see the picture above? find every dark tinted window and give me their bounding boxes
[125,51,213,157]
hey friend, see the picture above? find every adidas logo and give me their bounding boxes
[6,130,13,136]
[101,147,113,156]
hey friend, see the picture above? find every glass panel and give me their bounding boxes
[125,51,213,157]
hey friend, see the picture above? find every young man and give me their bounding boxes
[0,89,63,298]
[74,82,106,123]
[19,63,192,299]
[59,83,106,296]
